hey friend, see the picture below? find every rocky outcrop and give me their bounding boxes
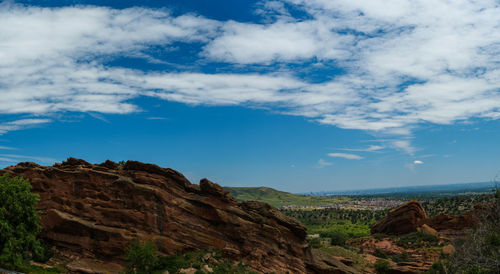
[426,204,485,230]
[372,200,484,236]
[370,201,428,235]
[0,158,357,274]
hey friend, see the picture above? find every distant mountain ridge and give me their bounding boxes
[223,186,347,207]
[303,181,495,196]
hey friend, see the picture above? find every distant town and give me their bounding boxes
[280,199,404,211]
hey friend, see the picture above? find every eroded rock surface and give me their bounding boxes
[370,201,428,235]
[1,158,356,274]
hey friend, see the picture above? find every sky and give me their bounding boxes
[0,0,499,193]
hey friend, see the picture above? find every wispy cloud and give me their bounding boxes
[0,146,16,150]
[0,154,57,164]
[0,119,51,135]
[328,153,363,160]
[315,158,332,168]
[147,117,168,120]
[413,160,424,165]
[390,140,416,155]
[1,1,500,141]
[341,145,384,152]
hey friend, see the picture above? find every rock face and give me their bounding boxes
[372,200,483,236]
[426,204,485,231]
[0,158,357,274]
[371,201,428,235]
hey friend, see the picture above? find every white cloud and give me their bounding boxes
[0,146,16,150]
[0,119,51,135]
[1,1,500,143]
[0,154,57,164]
[147,117,168,120]
[406,159,424,172]
[0,4,219,117]
[327,152,363,160]
[316,158,332,168]
[341,145,384,152]
[390,140,416,155]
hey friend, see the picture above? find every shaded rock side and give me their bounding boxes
[1,158,356,274]
[370,201,427,235]
[425,204,486,231]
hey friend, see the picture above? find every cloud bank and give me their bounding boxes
[1,1,500,143]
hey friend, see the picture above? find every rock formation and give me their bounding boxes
[371,200,484,236]
[426,204,485,230]
[370,201,428,235]
[0,158,358,274]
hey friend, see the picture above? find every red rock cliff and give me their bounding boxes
[1,158,358,274]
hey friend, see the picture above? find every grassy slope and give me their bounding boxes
[224,186,350,207]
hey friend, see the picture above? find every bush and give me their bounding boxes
[330,232,348,246]
[125,239,159,274]
[447,195,500,273]
[397,232,438,248]
[374,259,391,274]
[309,237,323,248]
[391,252,409,263]
[426,260,450,274]
[373,248,388,259]
[0,173,45,269]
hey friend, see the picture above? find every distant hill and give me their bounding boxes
[224,186,348,207]
[305,181,496,196]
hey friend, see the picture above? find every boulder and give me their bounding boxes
[442,244,455,255]
[371,201,427,235]
[417,224,438,237]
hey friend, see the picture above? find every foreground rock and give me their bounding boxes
[1,158,357,274]
[370,201,428,235]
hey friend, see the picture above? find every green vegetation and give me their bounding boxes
[283,208,387,226]
[0,173,49,271]
[425,190,500,273]
[125,240,255,274]
[125,239,159,274]
[330,231,348,246]
[396,232,439,248]
[320,246,372,269]
[373,248,388,259]
[422,194,496,217]
[374,259,391,274]
[224,186,349,207]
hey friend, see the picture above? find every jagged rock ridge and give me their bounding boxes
[1,158,358,274]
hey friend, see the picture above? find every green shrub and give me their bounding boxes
[374,259,391,274]
[397,232,438,248]
[125,239,159,274]
[464,265,490,274]
[330,232,348,246]
[309,237,323,248]
[391,252,409,263]
[0,173,45,269]
[373,248,388,259]
[426,260,450,274]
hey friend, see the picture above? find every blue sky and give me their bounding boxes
[1,0,500,192]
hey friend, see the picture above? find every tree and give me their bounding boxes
[125,239,159,274]
[0,173,44,268]
[445,189,500,273]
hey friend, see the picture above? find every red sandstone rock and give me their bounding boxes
[426,205,485,230]
[370,201,428,235]
[1,159,357,274]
